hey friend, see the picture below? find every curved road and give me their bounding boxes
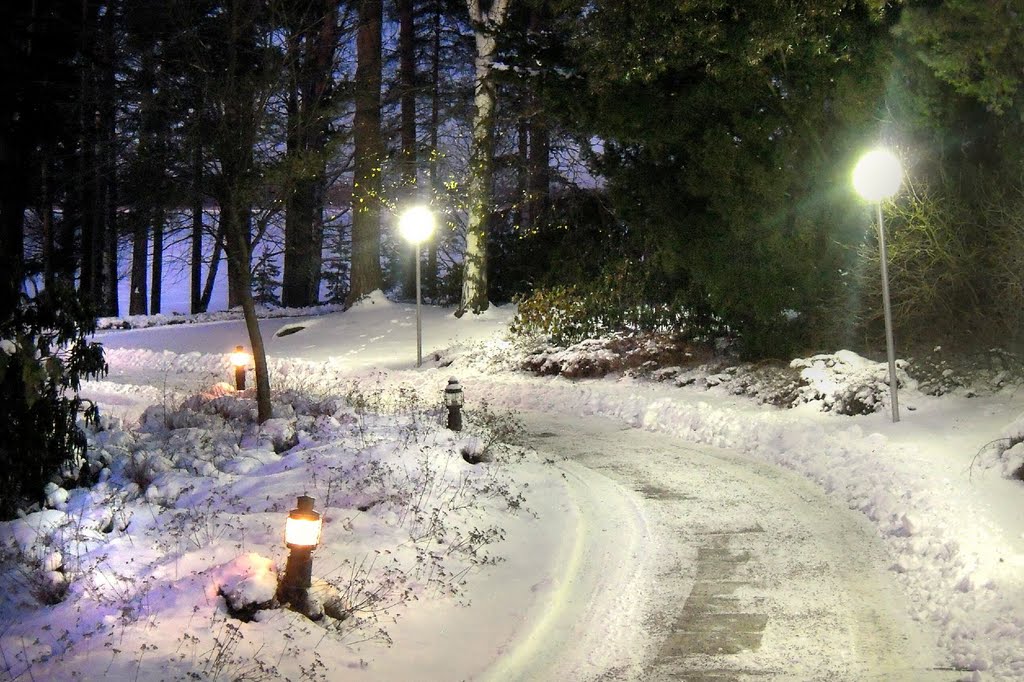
[514,410,951,681]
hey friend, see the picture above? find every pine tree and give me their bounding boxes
[252,250,282,307]
[322,222,351,305]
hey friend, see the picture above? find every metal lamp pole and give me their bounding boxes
[853,147,903,423]
[415,241,423,367]
[875,202,900,423]
[399,206,436,369]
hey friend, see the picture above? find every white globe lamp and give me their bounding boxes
[853,148,902,202]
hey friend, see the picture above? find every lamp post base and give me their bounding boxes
[235,366,246,391]
[447,406,462,432]
[277,546,317,617]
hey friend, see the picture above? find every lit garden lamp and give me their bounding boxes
[277,495,322,611]
[398,206,436,367]
[230,345,252,391]
[853,147,904,423]
[444,377,464,431]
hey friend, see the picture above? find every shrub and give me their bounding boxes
[510,259,722,347]
[0,282,106,518]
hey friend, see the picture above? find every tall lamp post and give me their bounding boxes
[398,206,436,367]
[853,148,903,423]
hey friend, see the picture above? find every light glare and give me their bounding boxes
[230,346,251,368]
[853,148,903,202]
[398,206,436,244]
[285,517,322,547]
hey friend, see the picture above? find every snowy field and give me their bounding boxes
[1,292,1023,680]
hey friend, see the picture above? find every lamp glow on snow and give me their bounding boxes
[444,377,464,432]
[230,345,251,391]
[853,147,903,423]
[398,206,436,368]
[278,495,322,610]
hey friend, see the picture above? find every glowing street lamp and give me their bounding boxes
[278,495,323,611]
[230,345,251,391]
[398,206,436,367]
[444,377,464,431]
[853,147,903,423]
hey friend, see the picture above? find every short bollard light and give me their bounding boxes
[277,495,322,611]
[230,345,251,391]
[444,377,464,432]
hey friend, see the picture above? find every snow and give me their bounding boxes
[1,292,1022,680]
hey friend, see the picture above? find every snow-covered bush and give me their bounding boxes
[976,414,1024,481]
[907,346,1023,397]
[791,350,912,415]
[521,333,709,379]
[510,261,720,348]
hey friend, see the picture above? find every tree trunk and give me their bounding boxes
[129,213,148,315]
[41,157,55,288]
[101,105,119,317]
[282,0,337,308]
[150,206,164,314]
[0,137,27,319]
[191,142,204,313]
[227,207,251,309]
[76,2,98,297]
[76,120,98,293]
[524,4,550,232]
[527,108,550,229]
[200,218,225,313]
[426,0,442,299]
[459,0,511,316]
[224,195,271,423]
[348,0,384,305]
[398,0,417,299]
[459,31,498,315]
[517,116,529,230]
[93,3,118,315]
[104,190,119,316]
[216,0,269,418]
[283,176,324,307]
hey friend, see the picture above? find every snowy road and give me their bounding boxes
[516,410,953,681]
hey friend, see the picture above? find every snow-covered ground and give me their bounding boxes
[2,292,1022,680]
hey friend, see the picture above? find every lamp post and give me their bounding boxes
[444,377,464,431]
[278,495,323,611]
[230,345,251,391]
[398,206,436,367]
[853,148,903,423]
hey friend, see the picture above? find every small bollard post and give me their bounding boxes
[278,495,322,611]
[230,345,251,391]
[444,377,464,431]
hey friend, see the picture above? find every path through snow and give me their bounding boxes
[518,411,952,680]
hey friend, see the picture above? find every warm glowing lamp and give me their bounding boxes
[285,495,323,548]
[230,345,251,391]
[278,495,322,613]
